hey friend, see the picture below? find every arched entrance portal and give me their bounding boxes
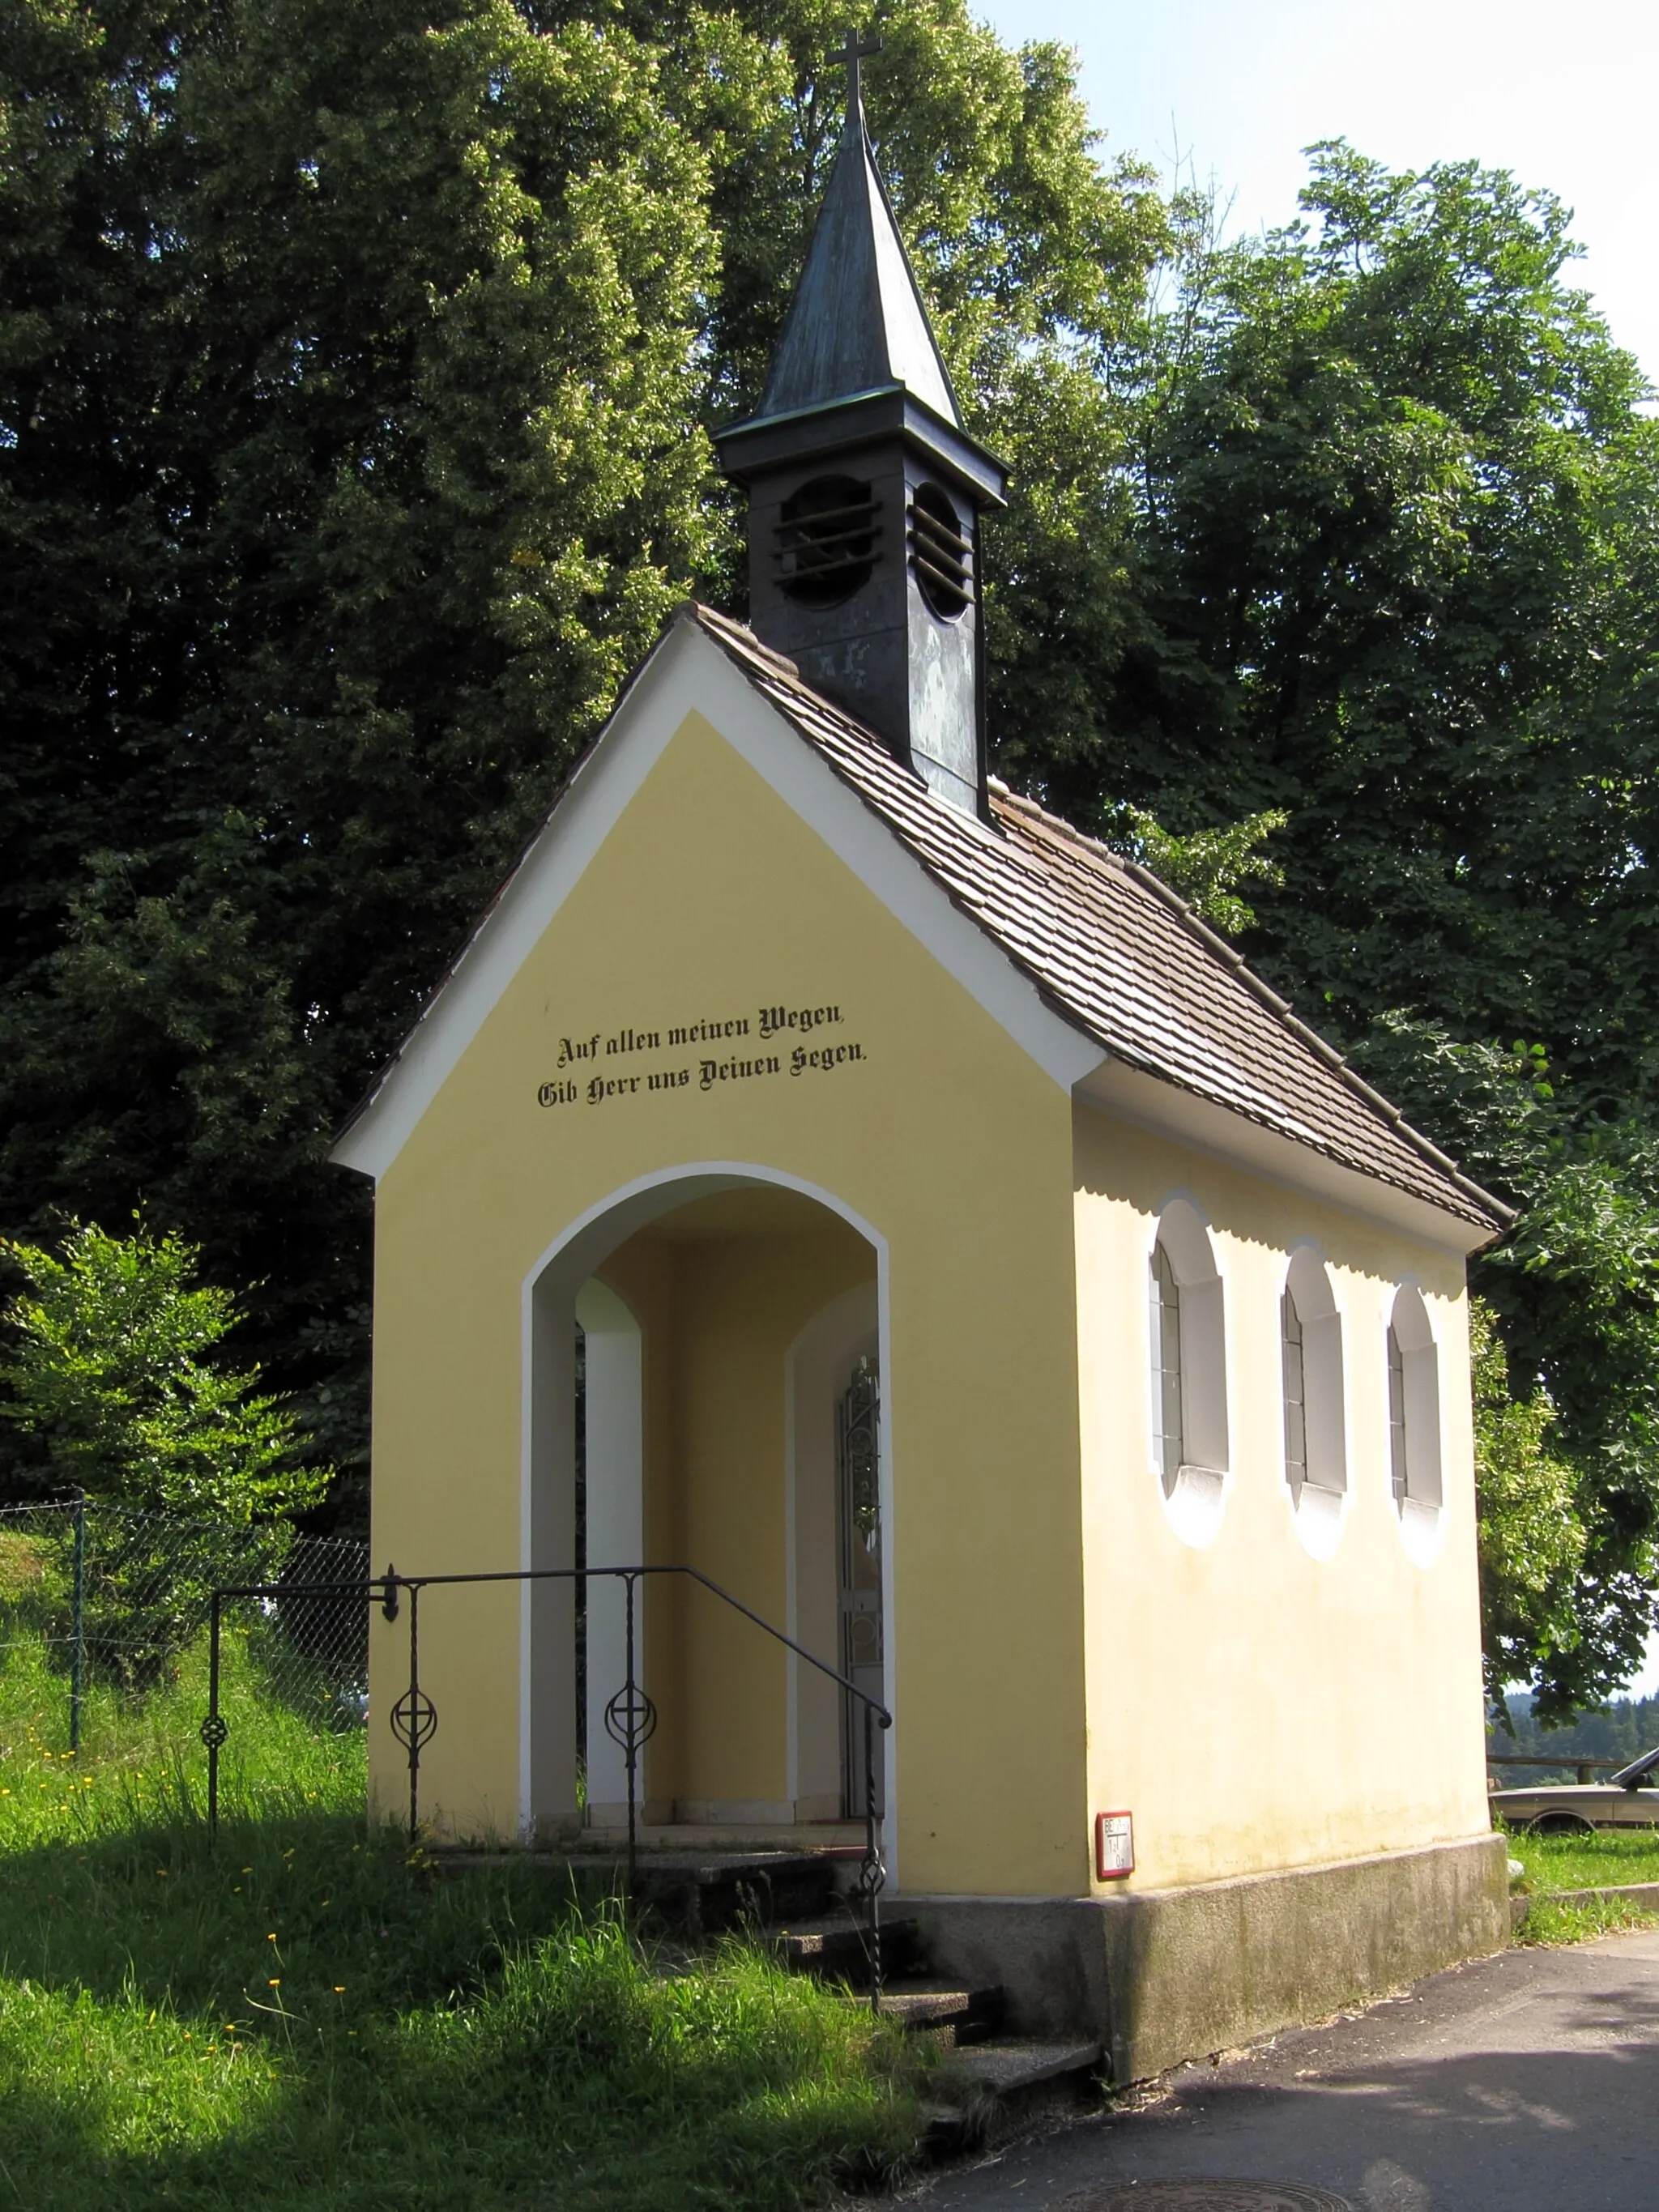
[522,1170,888,1843]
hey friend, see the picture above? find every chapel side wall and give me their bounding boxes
[365,705,1090,1892]
[1073,1103,1491,1892]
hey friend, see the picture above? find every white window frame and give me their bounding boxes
[1388,1281,1444,1565]
[1281,1247,1347,1559]
[1148,1199,1229,1548]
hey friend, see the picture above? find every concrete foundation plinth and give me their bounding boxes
[902,1832,1510,2084]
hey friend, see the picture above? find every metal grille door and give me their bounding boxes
[836,1354,885,1818]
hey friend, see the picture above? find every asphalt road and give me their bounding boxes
[894,1924,1659,2211]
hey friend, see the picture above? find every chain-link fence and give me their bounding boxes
[0,1498,369,1795]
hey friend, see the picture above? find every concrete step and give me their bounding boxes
[943,2035,1102,2095]
[770,1912,922,1985]
[874,1977,1005,2045]
[630,1849,839,1937]
[922,2037,1103,2154]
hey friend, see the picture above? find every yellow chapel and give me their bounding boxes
[331,75,1512,2078]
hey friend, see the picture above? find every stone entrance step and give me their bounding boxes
[768,1910,922,1985]
[627,1849,841,1937]
[872,1977,1004,2046]
[921,2038,1104,2153]
[432,1841,1103,2154]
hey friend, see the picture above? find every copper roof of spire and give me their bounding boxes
[751,70,960,429]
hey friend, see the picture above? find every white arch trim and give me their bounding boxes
[516,1161,898,1873]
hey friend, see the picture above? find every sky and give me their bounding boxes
[974,0,1659,386]
[970,0,1659,1698]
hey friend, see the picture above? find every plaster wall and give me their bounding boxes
[1073,1102,1492,1894]
[365,704,1087,1893]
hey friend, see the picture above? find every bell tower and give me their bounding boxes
[714,32,1009,818]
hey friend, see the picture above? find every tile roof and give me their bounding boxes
[690,603,1508,1237]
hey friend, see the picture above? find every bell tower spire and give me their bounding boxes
[838,23,878,126]
[715,30,1008,817]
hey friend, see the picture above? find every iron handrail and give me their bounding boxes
[201,1560,893,2008]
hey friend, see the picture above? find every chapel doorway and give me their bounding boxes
[837,1354,885,1817]
[527,1174,886,1839]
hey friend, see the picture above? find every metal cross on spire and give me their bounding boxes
[834,23,883,132]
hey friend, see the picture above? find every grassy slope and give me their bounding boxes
[0,1639,922,2210]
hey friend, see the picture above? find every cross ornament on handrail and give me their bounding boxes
[833,24,883,122]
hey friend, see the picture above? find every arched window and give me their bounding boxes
[1148,1201,1228,1545]
[1149,1242,1183,1490]
[1387,1284,1443,1515]
[1282,1250,1346,1503]
[1282,1250,1347,1556]
[1386,1326,1408,1503]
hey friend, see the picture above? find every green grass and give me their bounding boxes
[1504,1823,1659,1896]
[1515,1891,1659,1946]
[1502,1823,1659,1948]
[0,1630,924,2210]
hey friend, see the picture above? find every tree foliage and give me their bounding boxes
[0,1220,329,1523]
[1107,806,1286,936]
[0,0,1161,1521]
[1470,1296,1584,1710]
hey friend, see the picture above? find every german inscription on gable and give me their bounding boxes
[537,1001,867,1111]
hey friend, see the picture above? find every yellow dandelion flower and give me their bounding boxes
[268,1977,280,1987]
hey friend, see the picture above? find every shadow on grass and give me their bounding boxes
[0,1799,588,2014]
[0,1803,923,2212]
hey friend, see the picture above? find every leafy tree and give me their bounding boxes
[1470,1296,1584,1710]
[1023,142,1659,1120]
[0,0,723,1504]
[1107,805,1286,935]
[0,1219,329,1523]
[0,0,1158,1519]
[1491,1690,1659,1765]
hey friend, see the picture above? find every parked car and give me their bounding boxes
[1491,1742,1659,1833]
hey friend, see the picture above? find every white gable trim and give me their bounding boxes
[331,618,1102,1179]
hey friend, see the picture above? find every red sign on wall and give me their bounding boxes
[1095,1810,1134,1880]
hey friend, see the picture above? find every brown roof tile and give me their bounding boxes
[691,604,1507,1236]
